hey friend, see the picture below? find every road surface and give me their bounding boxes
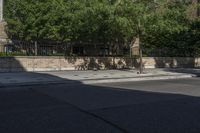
[1,78,200,133]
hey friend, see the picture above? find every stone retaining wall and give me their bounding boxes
[0,56,198,72]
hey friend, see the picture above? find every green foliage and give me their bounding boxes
[4,0,200,56]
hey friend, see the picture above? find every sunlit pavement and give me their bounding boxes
[1,77,200,133]
[0,69,197,86]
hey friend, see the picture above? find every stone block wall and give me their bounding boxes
[0,56,198,72]
[144,57,195,68]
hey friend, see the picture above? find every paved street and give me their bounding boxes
[1,77,200,133]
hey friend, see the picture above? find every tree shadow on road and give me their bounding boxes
[162,68,200,77]
[0,69,200,133]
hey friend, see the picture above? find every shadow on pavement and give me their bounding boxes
[0,71,200,133]
[1,57,200,133]
[162,68,200,77]
[152,57,200,77]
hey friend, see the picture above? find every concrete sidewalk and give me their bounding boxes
[0,68,198,86]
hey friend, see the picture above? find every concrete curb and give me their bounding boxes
[0,74,196,88]
[82,74,195,84]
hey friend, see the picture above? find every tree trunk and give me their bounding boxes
[34,41,38,56]
[139,46,143,74]
[139,36,143,74]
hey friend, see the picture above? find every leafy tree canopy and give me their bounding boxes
[4,0,200,56]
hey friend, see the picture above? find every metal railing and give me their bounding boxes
[0,40,198,57]
[0,40,68,56]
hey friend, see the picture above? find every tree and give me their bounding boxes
[4,0,196,59]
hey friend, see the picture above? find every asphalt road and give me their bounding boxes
[1,78,200,133]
